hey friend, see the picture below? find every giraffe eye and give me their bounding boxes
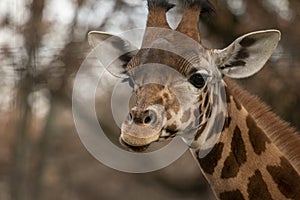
[188,73,206,89]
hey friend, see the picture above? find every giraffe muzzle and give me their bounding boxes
[120,105,166,149]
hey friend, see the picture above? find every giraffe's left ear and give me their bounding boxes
[212,30,281,79]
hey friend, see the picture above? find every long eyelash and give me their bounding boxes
[122,77,135,88]
[120,53,133,68]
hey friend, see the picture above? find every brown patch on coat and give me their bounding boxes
[181,109,191,123]
[221,126,246,179]
[267,157,300,199]
[231,126,247,165]
[226,116,232,128]
[221,153,240,179]
[152,97,163,105]
[247,170,273,200]
[162,91,180,114]
[198,142,224,175]
[219,189,245,200]
[246,115,271,155]
[222,116,232,132]
[166,123,177,132]
[166,111,172,120]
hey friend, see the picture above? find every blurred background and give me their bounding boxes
[0,0,299,200]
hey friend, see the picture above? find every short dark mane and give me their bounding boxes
[225,78,300,174]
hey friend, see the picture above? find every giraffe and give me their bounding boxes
[88,0,300,199]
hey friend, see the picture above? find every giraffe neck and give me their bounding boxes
[192,79,300,200]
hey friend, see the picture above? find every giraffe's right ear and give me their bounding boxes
[212,30,281,79]
[88,31,138,76]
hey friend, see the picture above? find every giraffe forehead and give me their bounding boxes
[129,62,186,86]
[128,48,212,78]
[127,27,213,76]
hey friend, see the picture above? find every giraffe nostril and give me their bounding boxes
[143,110,157,125]
[144,115,152,124]
[128,112,133,121]
[128,109,158,125]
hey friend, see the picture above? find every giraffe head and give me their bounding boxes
[88,0,280,151]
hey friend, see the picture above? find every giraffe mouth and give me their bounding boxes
[119,128,176,152]
[120,120,164,151]
[119,136,151,152]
